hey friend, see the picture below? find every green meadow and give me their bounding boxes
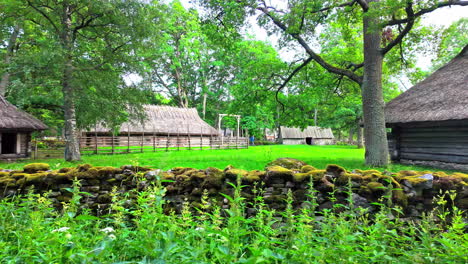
[0,145,444,172]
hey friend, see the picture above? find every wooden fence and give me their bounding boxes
[32,135,248,159]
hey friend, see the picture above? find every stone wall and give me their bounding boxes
[0,158,467,218]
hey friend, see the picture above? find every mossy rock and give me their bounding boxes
[77,164,93,172]
[336,173,363,185]
[358,170,381,176]
[58,167,73,173]
[301,165,316,173]
[267,158,307,170]
[162,172,176,181]
[17,172,49,185]
[293,169,325,183]
[243,170,265,183]
[202,167,225,188]
[225,168,248,181]
[0,177,15,186]
[172,167,197,175]
[326,164,346,177]
[23,163,50,173]
[392,189,408,208]
[265,166,294,183]
[10,173,27,180]
[367,182,385,192]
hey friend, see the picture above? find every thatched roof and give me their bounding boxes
[385,45,468,124]
[280,126,334,139]
[90,105,219,136]
[0,96,48,131]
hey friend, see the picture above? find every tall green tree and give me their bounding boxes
[22,0,149,161]
[200,0,468,166]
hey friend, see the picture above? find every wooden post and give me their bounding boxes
[209,134,212,150]
[111,132,115,155]
[141,131,144,153]
[200,127,203,150]
[127,126,130,153]
[177,129,180,151]
[34,140,38,159]
[166,132,169,152]
[188,124,191,150]
[153,129,156,152]
[94,123,98,154]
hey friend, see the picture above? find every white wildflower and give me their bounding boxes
[108,234,116,240]
[195,227,205,231]
[100,227,115,234]
[52,227,70,233]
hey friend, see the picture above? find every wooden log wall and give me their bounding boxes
[390,125,468,164]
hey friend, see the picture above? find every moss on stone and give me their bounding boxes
[58,167,73,173]
[326,164,346,177]
[301,165,316,173]
[162,172,175,180]
[172,167,197,175]
[0,177,15,186]
[392,189,408,208]
[267,158,306,170]
[336,173,362,185]
[77,164,93,172]
[265,166,294,183]
[293,173,309,183]
[225,168,248,181]
[23,163,50,173]
[202,167,225,188]
[367,182,385,192]
[401,176,429,185]
[359,170,381,176]
[243,170,264,183]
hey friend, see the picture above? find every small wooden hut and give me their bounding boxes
[385,45,468,170]
[0,96,48,159]
[279,126,334,145]
[84,105,219,138]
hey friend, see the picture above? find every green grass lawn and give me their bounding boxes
[0,145,449,173]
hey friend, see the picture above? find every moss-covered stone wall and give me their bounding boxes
[1,158,467,218]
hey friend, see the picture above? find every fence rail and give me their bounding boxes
[32,135,248,159]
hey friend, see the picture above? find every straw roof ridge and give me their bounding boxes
[92,105,219,135]
[280,126,334,139]
[0,95,48,131]
[385,44,468,124]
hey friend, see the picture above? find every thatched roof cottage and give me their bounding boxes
[279,126,334,145]
[0,96,47,159]
[85,105,219,136]
[385,45,468,170]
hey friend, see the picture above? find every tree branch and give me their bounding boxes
[381,2,415,55]
[384,0,468,26]
[26,0,59,34]
[257,7,363,85]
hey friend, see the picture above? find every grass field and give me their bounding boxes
[0,145,445,172]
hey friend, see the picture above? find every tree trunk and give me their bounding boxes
[356,119,364,149]
[348,127,354,144]
[61,2,81,161]
[361,1,389,166]
[314,108,318,126]
[202,92,207,119]
[0,24,20,97]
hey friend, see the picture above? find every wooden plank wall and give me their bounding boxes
[391,126,468,164]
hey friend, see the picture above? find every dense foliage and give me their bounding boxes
[0,177,466,263]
